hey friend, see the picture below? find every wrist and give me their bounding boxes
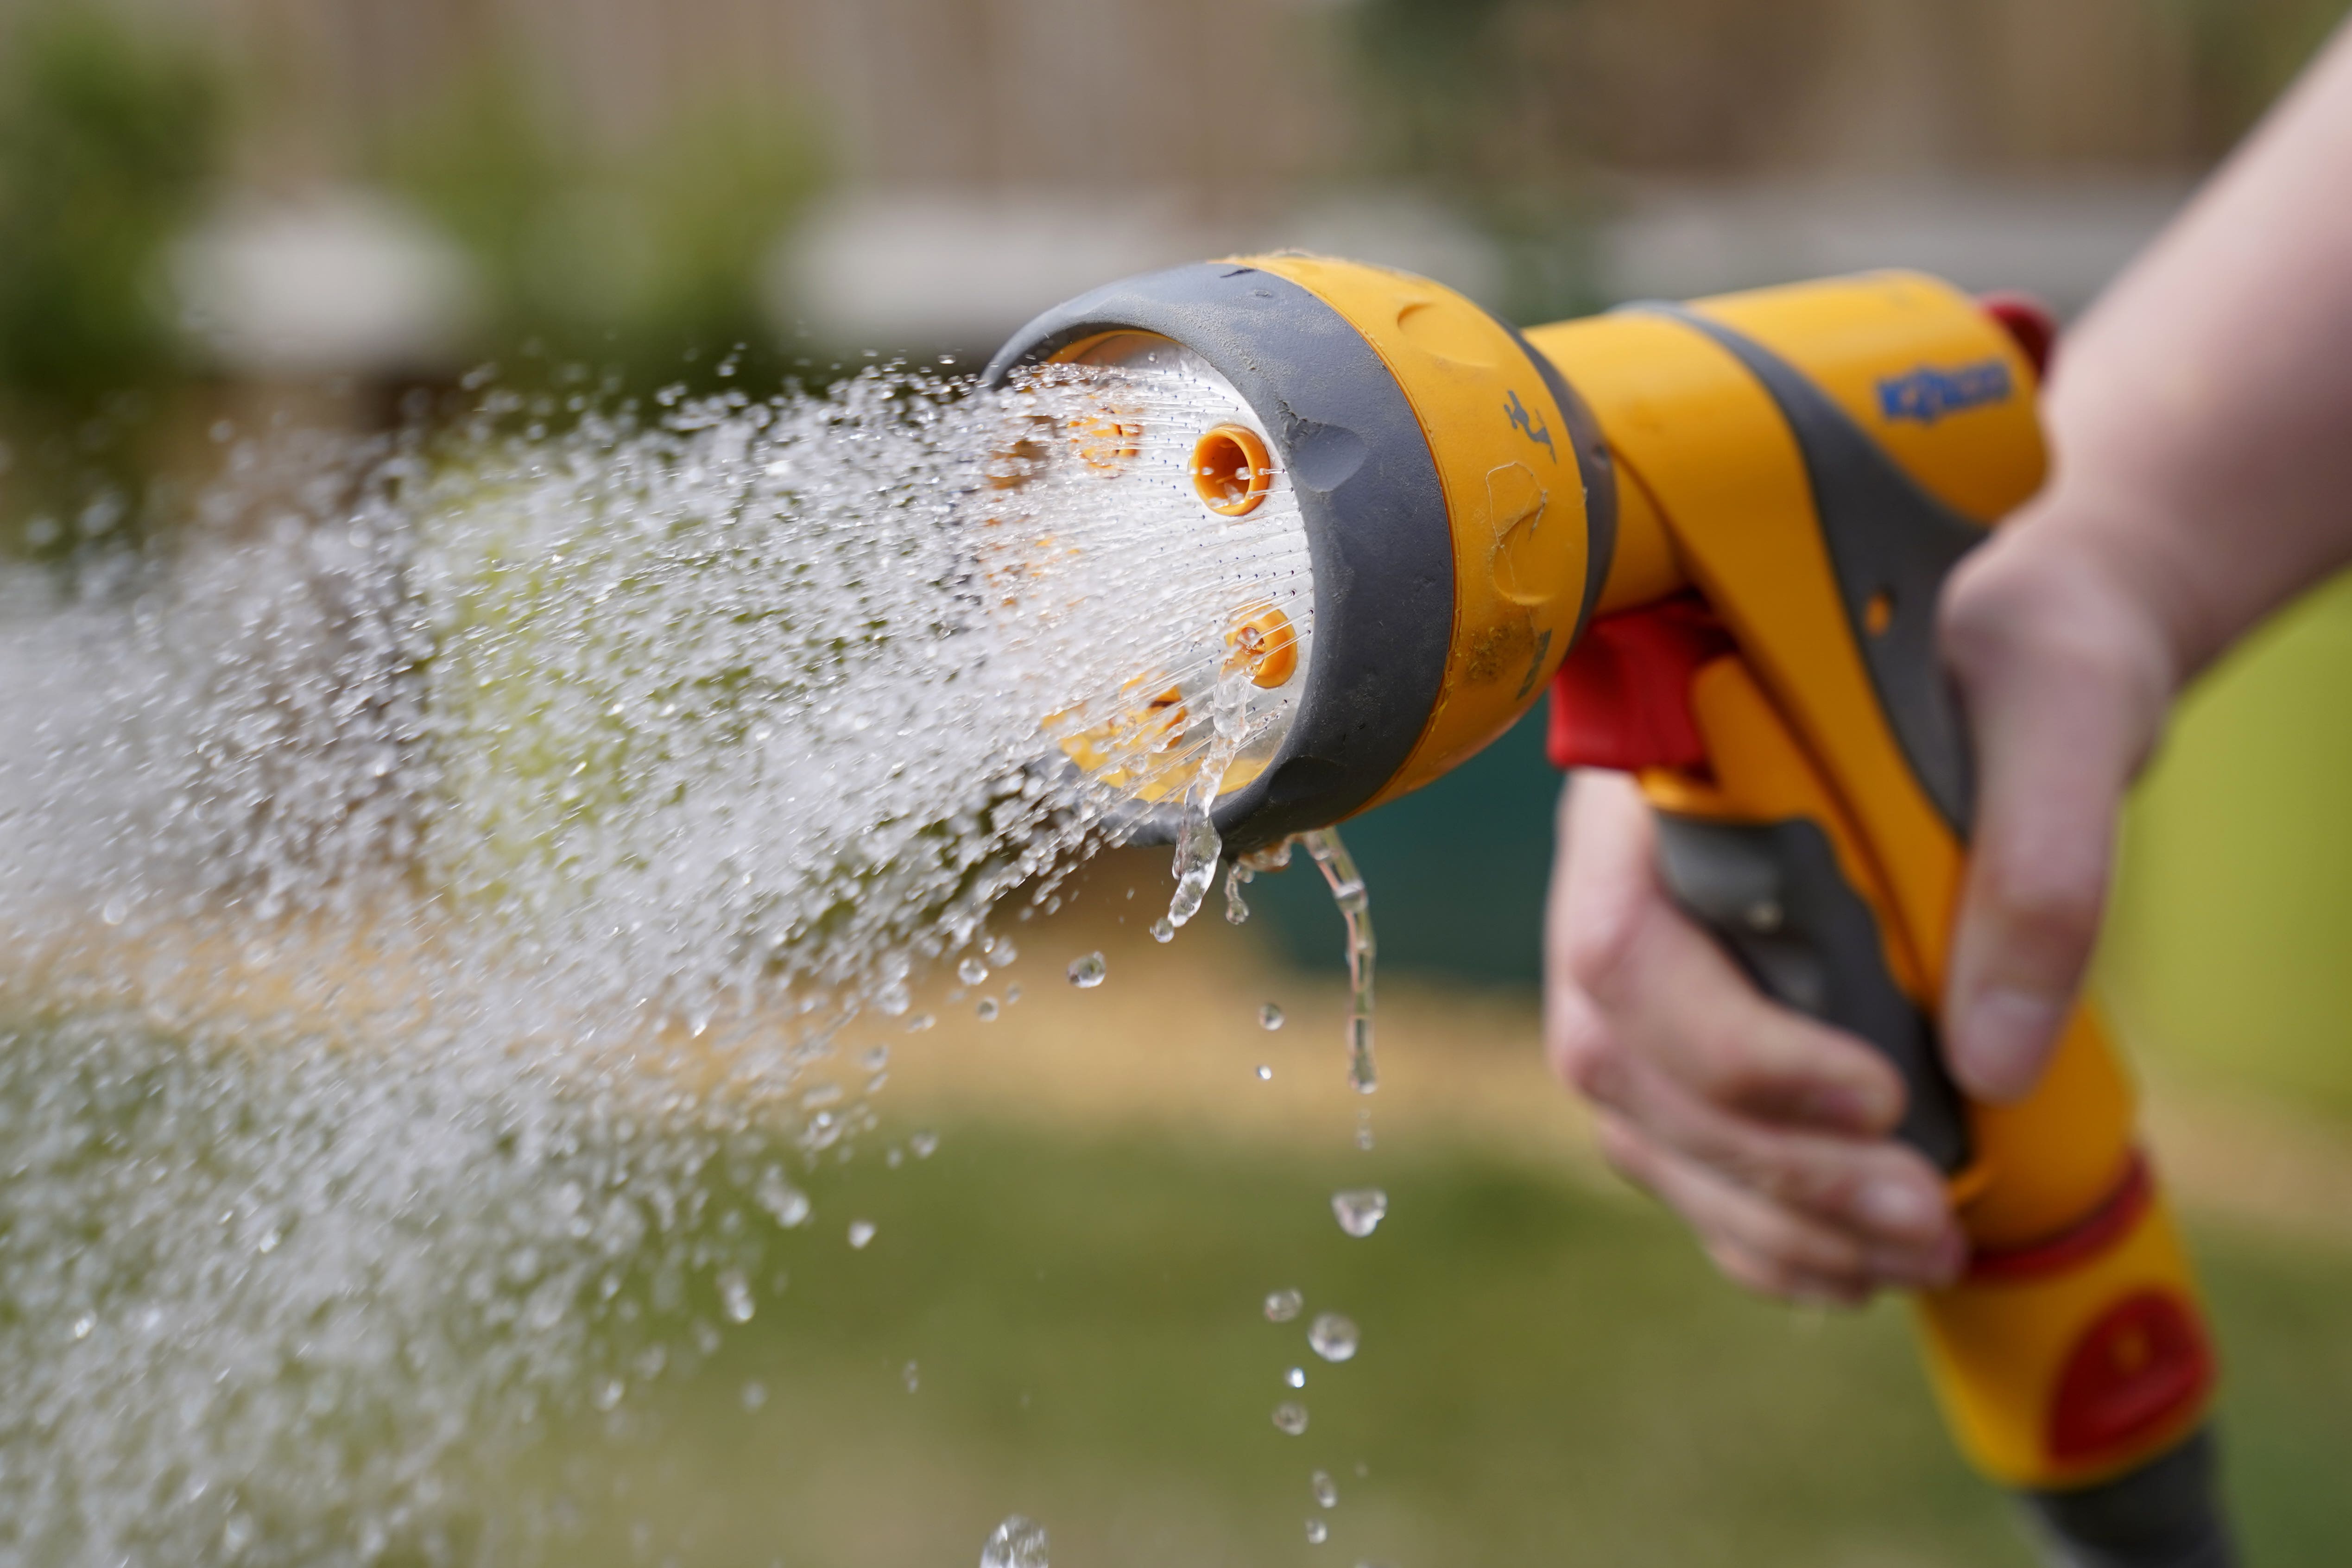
[2010,475,2216,687]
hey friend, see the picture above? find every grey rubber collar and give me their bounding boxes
[985,262,1453,850]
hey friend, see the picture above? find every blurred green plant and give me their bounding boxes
[377,58,826,396]
[1334,0,1608,322]
[0,4,222,558]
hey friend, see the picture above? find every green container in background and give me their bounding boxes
[2100,567,2352,1117]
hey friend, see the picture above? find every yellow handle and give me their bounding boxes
[1641,654,2215,1488]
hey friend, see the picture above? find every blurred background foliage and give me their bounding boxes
[0,4,221,557]
[0,7,218,404]
[372,57,824,393]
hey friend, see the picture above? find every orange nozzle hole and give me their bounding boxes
[1192,424,1272,516]
[1072,414,1142,470]
[1864,588,1895,636]
[1227,606,1298,689]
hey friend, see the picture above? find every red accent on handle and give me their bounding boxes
[1980,291,2058,381]
[1967,1152,2152,1283]
[2048,1290,2215,1464]
[1546,594,1732,772]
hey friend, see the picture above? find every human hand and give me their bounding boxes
[1936,519,2177,1102]
[1936,17,2352,1099]
[1543,769,1967,1304]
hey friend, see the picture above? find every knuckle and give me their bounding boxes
[1549,1005,1626,1105]
[1939,549,2039,673]
[1557,892,1648,1005]
[1680,1016,1786,1109]
[1975,838,2107,954]
[1593,1116,1660,1194]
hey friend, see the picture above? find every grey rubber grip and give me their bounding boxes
[1652,812,1971,1172]
[2022,1427,2239,1568]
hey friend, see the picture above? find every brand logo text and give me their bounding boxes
[1876,359,2013,424]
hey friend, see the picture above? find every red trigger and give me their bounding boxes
[1546,594,1732,773]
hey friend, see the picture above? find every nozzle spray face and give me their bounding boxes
[1010,331,1318,819]
[989,265,1452,849]
[987,256,1608,850]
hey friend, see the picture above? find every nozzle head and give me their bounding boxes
[987,256,1609,847]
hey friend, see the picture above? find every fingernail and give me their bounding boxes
[1956,987,2067,1100]
[1856,1179,1938,1238]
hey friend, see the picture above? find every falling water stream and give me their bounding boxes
[0,357,1391,1566]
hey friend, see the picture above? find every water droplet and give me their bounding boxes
[1355,1110,1375,1151]
[1264,1288,1303,1322]
[70,1314,93,1341]
[1332,1188,1387,1238]
[1255,1064,1272,1081]
[1005,983,1022,1004]
[878,982,912,1016]
[907,1012,936,1032]
[758,1168,812,1227]
[1306,1518,1329,1544]
[1149,917,1175,943]
[985,935,1018,966]
[980,1513,1049,1568]
[910,1130,939,1159]
[1224,862,1253,925]
[100,896,128,927]
[1067,952,1106,988]
[594,1378,625,1411]
[1272,1401,1309,1435]
[977,996,1000,1020]
[1309,1312,1359,1363]
[719,1269,755,1323]
[860,1044,891,1072]
[1259,1003,1284,1030]
[903,1360,921,1392]
[741,1380,768,1410]
[1305,828,1379,1095]
[1285,1366,1306,1388]
[848,1220,877,1249]
[959,956,988,985]
[1312,1470,1338,1508]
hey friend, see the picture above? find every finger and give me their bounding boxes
[1940,537,2174,1100]
[1550,771,1908,1134]
[1545,772,1959,1265]
[1596,1113,1951,1302]
[1706,1237,1873,1309]
[1593,1051,1963,1264]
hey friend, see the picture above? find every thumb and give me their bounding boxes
[1939,535,2175,1102]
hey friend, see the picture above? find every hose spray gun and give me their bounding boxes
[985,255,2231,1568]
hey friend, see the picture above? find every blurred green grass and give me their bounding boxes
[2102,566,2352,1118]
[505,1119,2352,1568]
